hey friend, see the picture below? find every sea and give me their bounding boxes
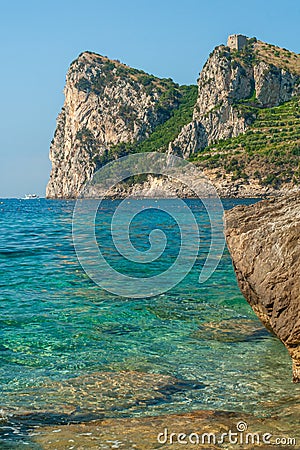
[0,197,299,448]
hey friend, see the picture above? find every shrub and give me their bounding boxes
[75,78,91,92]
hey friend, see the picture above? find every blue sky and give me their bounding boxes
[0,0,299,197]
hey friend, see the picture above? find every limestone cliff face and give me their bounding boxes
[167,121,207,159]
[253,60,300,107]
[225,195,300,382]
[46,52,180,198]
[192,46,254,145]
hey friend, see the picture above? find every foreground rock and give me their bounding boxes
[225,194,300,382]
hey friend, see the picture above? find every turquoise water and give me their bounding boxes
[0,198,299,436]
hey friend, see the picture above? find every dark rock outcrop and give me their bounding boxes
[225,195,300,382]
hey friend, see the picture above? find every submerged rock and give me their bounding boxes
[225,194,300,382]
[2,371,204,423]
[193,318,270,343]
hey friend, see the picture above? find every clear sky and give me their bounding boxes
[0,0,299,197]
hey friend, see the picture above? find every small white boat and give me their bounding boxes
[22,194,40,200]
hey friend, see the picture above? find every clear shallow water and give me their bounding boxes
[0,198,299,430]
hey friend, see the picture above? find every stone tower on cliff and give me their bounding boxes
[227,34,248,51]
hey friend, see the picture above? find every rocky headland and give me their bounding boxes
[225,194,300,382]
[46,35,300,199]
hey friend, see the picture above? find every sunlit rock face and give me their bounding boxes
[225,194,300,382]
[46,52,180,198]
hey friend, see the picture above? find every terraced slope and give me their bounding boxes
[192,96,300,188]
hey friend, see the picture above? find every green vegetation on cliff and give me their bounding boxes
[255,41,300,75]
[192,96,300,186]
[96,85,198,167]
[75,54,178,97]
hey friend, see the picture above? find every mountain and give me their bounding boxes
[46,51,197,198]
[46,36,300,198]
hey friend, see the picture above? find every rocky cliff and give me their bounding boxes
[46,52,185,198]
[180,38,300,196]
[47,37,300,198]
[225,195,300,382]
[170,38,300,159]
